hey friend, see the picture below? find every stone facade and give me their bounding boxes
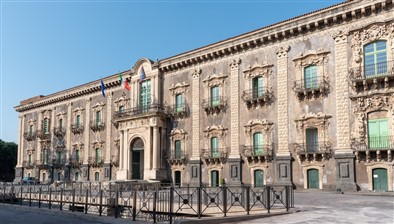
[15,0,394,191]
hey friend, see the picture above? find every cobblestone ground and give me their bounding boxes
[233,191,394,224]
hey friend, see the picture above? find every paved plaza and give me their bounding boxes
[1,191,393,224]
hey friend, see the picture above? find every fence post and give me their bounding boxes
[132,191,137,221]
[197,186,201,219]
[222,185,227,217]
[72,188,76,212]
[266,186,271,213]
[153,190,157,223]
[2,184,5,203]
[29,186,32,207]
[169,187,174,224]
[246,186,250,215]
[49,187,52,209]
[38,187,42,208]
[285,186,290,212]
[10,184,14,205]
[60,188,63,211]
[99,189,103,216]
[115,190,119,219]
[20,186,23,206]
[84,189,88,214]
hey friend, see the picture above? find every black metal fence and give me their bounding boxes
[0,182,294,223]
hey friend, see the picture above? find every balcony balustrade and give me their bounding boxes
[201,148,228,164]
[53,127,66,137]
[241,87,272,108]
[294,141,332,162]
[36,129,51,140]
[166,103,189,118]
[23,132,36,141]
[88,156,103,167]
[89,121,105,132]
[352,136,394,162]
[201,97,227,115]
[71,123,84,134]
[293,76,330,100]
[242,144,273,163]
[167,150,188,166]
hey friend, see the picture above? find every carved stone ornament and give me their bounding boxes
[42,110,52,119]
[202,73,228,87]
[92,102,105,111]
[352,94,393,113]
[203,125,228,138]
[55,111,66,120]
[293,48,330,68]
[230,58,241,70]
[114,92,130,108]
[332,29,349,44]
[27,118,36,126]
[243,62,273,79]
[244,119,273,134]
[294,112,332,143]
[192,68,201,79]
[91,140,105,149]
[169,82,190,96]
[114,138,120,149]
[72,142,84,150]
[276,46,290,58]
[170,128,188,141]
[351,22,393,67]
[73,107,85,114]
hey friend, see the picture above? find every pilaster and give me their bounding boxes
[66,102,72,161]
[105,94,112,164]
[84,98,91,164]
[36,112,42,164]
[152,126,159,170]
[190,68,202,186]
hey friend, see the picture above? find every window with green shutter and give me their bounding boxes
[95,172,100,181]
[59,119,63,129]
[175,94,183,112]
[140,80,151,112]
[364,41,387,78]
[57,151,62,164]
[306,128,318,152]
[253,132,263,155]
[76,115,81,127]
[304,65,318,89]
[119,105,124,113]
[211,137,219,157]
[75,149,80,162]
[211,86,220,107]
[28,154,32,166]
[175,140,181,159]
[95,148,101,163]
[42,149,48,165]
[29,125,33,136]
[252,76,264,98]
[368,118,389,149]
[96,111,101,125]
[43,118,49,133]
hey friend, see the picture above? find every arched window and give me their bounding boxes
[95,172,100,181]
[253,132,263,155]
[364,41,387,77]
[304,65,318,89]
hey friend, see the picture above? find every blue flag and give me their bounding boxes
[100,79,106,97]
[139,67,146,83]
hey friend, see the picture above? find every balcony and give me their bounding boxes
[242,144,273,164]
[53,127,66,137]
[23,132,36,141]
[294,141,332,162]
[201,97,227,115]
[36,159,50,169]
[349,60,394,95]
[201,148,228,165]
[36,130,51,141]
[241,87,273,108]
[90,121,105,132]
[352,136,394,162]
[167,150,188,166]
[71,123,84,134]
[52,158,66,169]
[111,154,119,167]
[166,103,189,119]
[88,156,103,167]
[22,160,35,169]
[68,157,82,168]
[293,76,330,101]
[113,104,167,123]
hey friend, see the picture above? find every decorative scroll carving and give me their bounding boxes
[114,92,130,108]
[192,68,201,79]
[169,82,190,95]
[202,73,228,87]
[276,46,290,58]
[92,102,105,111]
[203,125,228,139]
[230,58,241,70]
[332,29,349,44]
[294,112,332,146]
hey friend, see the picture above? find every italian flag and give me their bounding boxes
[119,73,131,91]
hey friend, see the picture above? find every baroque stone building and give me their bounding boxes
[15,0,394,191]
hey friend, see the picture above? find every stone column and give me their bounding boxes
[152,126,159,171]
[105,93,112,180]
[332,30,357,191]
[83,98,91,181]
[190,68,202,186]
[227,58,242,185]
[275,46,292,184]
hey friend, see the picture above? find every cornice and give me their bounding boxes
[158,0,392,73]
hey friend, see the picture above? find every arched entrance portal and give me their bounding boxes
[131,138,144,180]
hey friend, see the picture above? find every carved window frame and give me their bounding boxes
[244,119,273,147]
[27,118,36,134]
[202,73,228,104]
[243,62,273,95]
[350,22,394,79]
[169,128,188,156]
[203,125,227,152]
[169,82,190,105]
[41,110,52,133]
[293,48,330,83]
[294,112,332,147]
[73,107,85,126]
[55,111,66,129]
[92,102,105,124]
[114,92,130,112]
[91,140,105,160]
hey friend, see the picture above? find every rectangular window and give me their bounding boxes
[119,105,124,113]
[59,119,63,129]
[95,148,101,163]
[42,149,48,165]
[368,118,389,149]
[140,80,151,112]
[43,119,49,133]
[364,41,387,77]
[96,111,101,125]
[253,132,264,155]
[76,115,81,127]
[252,76,264,98]
[28,154,32,166]
[211,137,219,157]
[57,151,62,164]
[175,140,181,159]
[306,128,318,152]
[175,94,183,112]
[304,65,318,89]
[211,86,220,107]
[75,149,80,162]
[29,125,33,135]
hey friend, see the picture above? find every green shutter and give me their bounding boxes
[304,65,318,89]
[59,119,63,129]
[95,148,100,163]
[211,86,219,107]
[175,140,181,159]
[96,111,101,125]
[364,41,387,77]
[211,170,219,187]
[306,128,318,152]
[176,94,183,112]
[140,80,151,112]
[368,118,389,149]
[254,170,264,187]
[211,137,219,157]
[76,115,80,127]
[75,149,80,162]
[253,132,263,155]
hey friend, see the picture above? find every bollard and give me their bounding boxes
[60,188,63,211]
[222,185,227,217]
[266,186,271,213]
[84,189,88,214]
[246,186,250,215]
[49,188,52,209]
[38,187,42,208]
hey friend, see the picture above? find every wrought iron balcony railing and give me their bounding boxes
[23,132,36,141]
[201,148,228,164]
[242,87,272,108]
[22,160,35,169]
[68,157,82,168]
[53,127,66,137]
[166,103,189,118]
[36,129,51,140]
[293,76,330,100]
[52,158,66,168]
[71,123,84,134]
[90,121,105,132]
[113,104,166,120]
[242,144,273,163]
[167,150,188,165]
[294,141,332,154]
[88,156,103,167]
[201,97,227,115]
[352,136,394,163]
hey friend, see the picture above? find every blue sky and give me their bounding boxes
[1,0,343,143]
